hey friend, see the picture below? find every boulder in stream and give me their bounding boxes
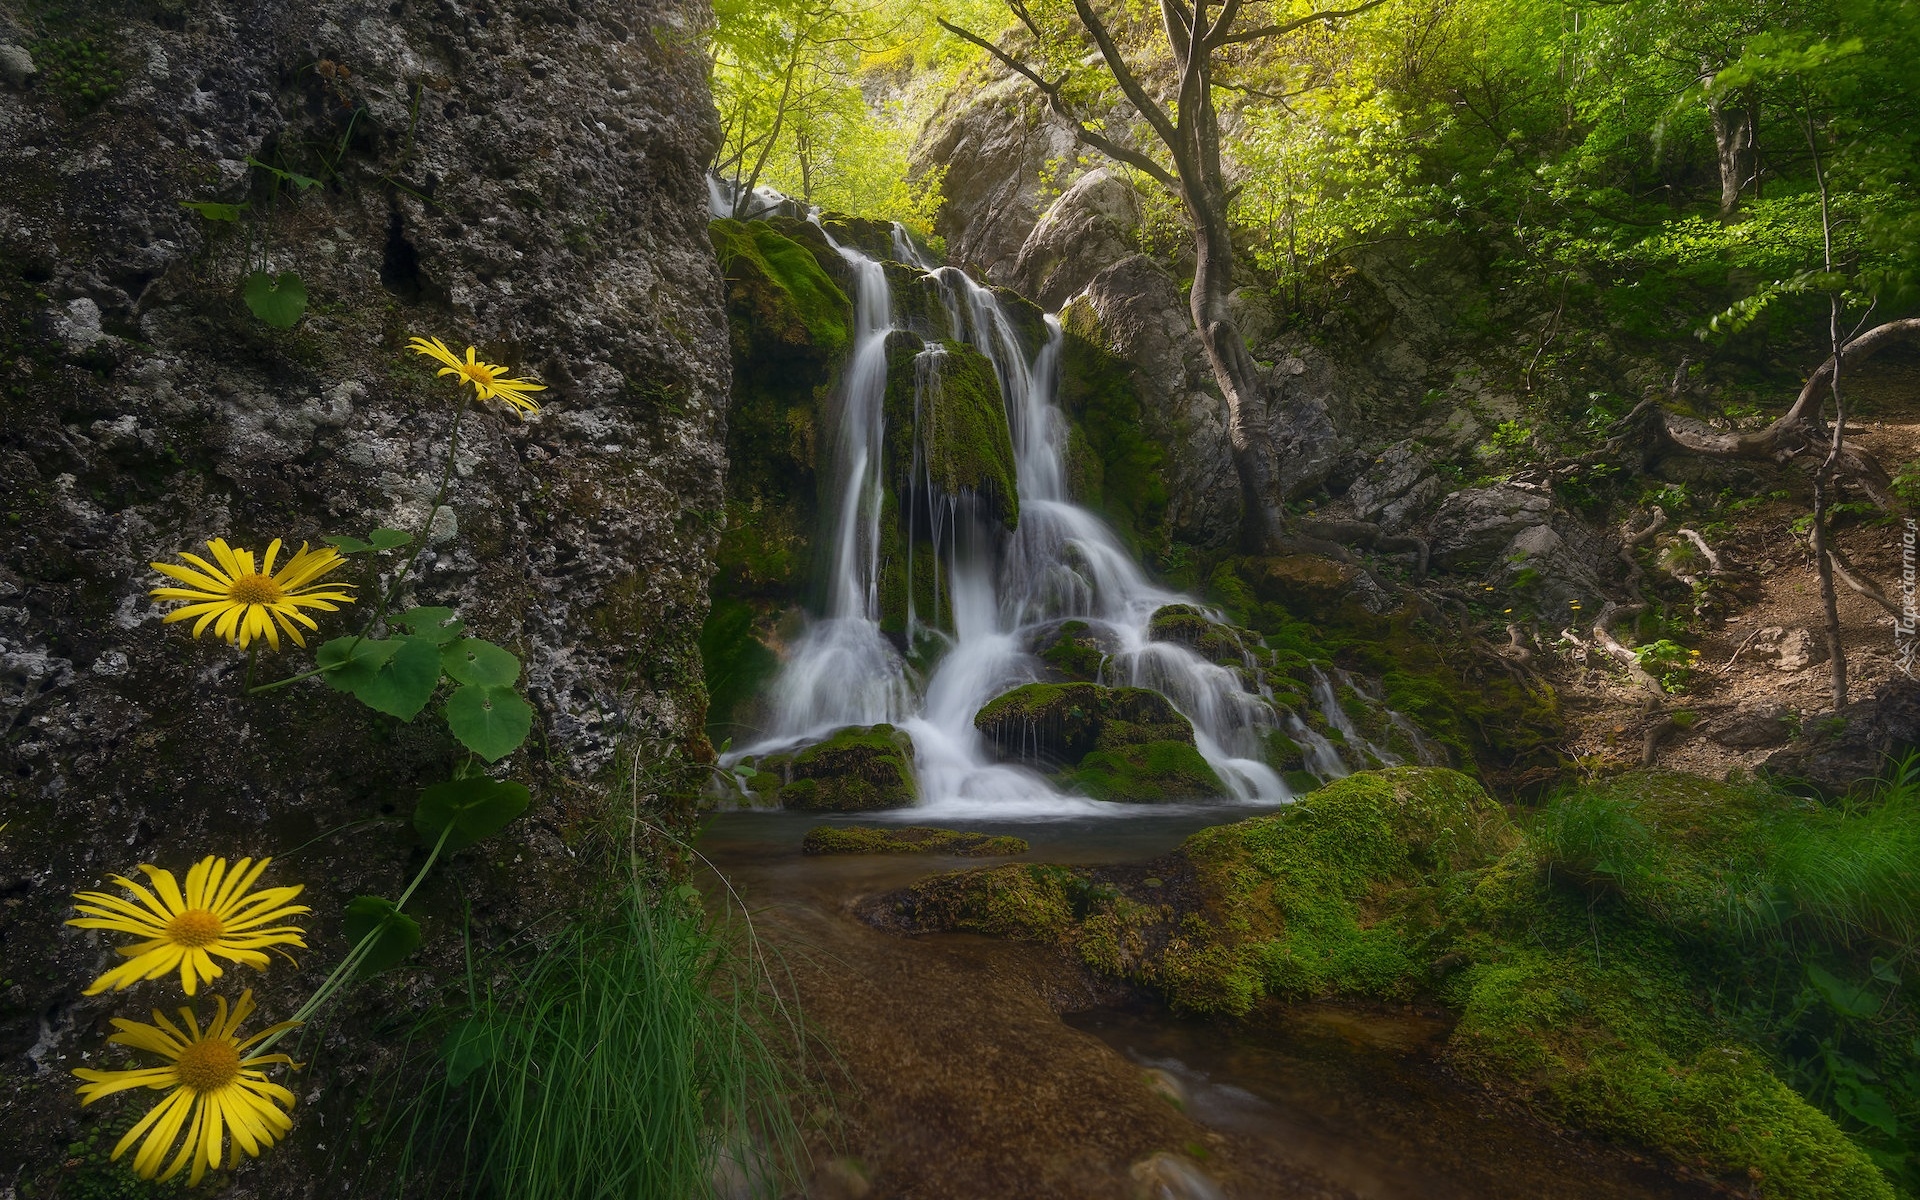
[776,724,920,812]
[975,682,1227,802]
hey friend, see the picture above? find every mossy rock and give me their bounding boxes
[1060,741,1226,803]
[802,825,1029,857]
[882,331,1019,531]
[1242,553,1368,615]
[779,724,918,812]
[1056,311,1168,552]
[817,213,898,262]
[1028,618,1115,682]
[1146,603,1255,667]
[865,767,1897,1198]
[710,218,851,362]
[974,682,1194,767]
[974,682,1227,801]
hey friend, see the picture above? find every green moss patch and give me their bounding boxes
[882,333,1019,530]
[1056,308,1168,553]
[802,825,1029,857]
[865,767,1904,1197]
[710,218,851,360]
[974,682,1226,802]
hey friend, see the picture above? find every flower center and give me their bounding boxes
[465,363,498,386]
[167,908,226,948]
[228,573,285,606]
[174,1038,242,1092]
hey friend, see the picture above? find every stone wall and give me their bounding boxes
[0,0,726,1191]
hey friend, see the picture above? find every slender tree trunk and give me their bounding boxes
[1707,79,1755,218]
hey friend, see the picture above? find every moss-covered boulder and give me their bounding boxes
[1028,618,1117,682]
[974,682,1227,802]
[1057,311,1168,552]
[803,825,1028,856]
[778,724,919,812]
[882,332,1019,530]
[863,768,1899,1198]
[710,218,851,363]
[1146,604,1254,667]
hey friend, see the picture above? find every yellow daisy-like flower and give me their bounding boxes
[74,990,299,1186]
[149,538,354,650]
[407,335,547,414]
[70,857,309,996]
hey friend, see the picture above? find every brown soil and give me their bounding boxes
[1551,354,1920,782]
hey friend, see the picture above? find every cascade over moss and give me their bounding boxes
[882,332,1020,531]
[1057,304,1168,552]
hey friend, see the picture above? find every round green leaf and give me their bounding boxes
[441,1017,500,1089]
[242,270,307,328]
[445,684,533,762]
[414,776,531,851]
[441,638,520,687]
[333,635,442,720]
[342,896,422,979]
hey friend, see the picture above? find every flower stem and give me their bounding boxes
[255,823,454,1055]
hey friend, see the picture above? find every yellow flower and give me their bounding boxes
[150,539,354,650]
[408,335,546,414]
[70,857,308,996]
[74,990,299,1186]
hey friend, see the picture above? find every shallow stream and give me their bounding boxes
[699,810,1717,1200]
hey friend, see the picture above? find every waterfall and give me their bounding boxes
[733,221,1395,814]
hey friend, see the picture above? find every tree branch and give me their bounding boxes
[1212,0,1392,47]
[937,17,1179,190]
[1071,0,1182,153]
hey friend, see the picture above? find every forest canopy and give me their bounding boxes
[708,0,1920,358]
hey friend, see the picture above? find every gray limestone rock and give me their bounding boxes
[1427,485,1554,570]
[0,0,727,1187]
[0,42,33,89]
[912,77,1079,281]
[1009,166,1141,309]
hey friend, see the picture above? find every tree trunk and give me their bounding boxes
[1707,80,1754,218]
[1186,178,1284,546]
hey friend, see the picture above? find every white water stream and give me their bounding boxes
[723,212,1423,816]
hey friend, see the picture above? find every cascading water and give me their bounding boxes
[732,221,1407,815]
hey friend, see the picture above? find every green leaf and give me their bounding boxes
[446,685,534,762]
[396,607,465,645]
[441,638,520,687]
[414,775,531,851]
[319,634,441,719]
[1808,964,1879,1020]
[325,535,373,554]
[441,1018,500,1088]
[179,199,244,222]
[342,896,422,979]
[242,270,307,328]
[247,155,322,191]
[369,528,413,551]
[1834,1080,1901,1139]
[317,636,396,692]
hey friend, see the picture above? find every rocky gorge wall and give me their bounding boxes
[0,0,726,1191]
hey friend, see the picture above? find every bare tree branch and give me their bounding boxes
[936,18,1180,190]
[1071,0,1181,154]
[1212,0,1392,47]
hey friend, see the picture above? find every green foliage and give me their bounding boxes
[389,891,807,1199]
[342,896,423,980]
[241,270,308,329]
[413,777,532,851]
[1634,638,1700,693]
[32,36,125,115]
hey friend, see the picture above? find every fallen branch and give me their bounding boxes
[1719,626,1762,673]
[1675,527,1724,573]
[1642,715,1679,767]
[1619,507,1666,587]
[1828,545,1903,618]
[1594,600,1666,698]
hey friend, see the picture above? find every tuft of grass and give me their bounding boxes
[385,888,808,1199]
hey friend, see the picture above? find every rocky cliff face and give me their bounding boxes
[0,0,725,1190]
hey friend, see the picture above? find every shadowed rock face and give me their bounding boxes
[0,0,725,1188]
[1765,679,1920,797]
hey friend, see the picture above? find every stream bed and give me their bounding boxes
[698,810,1718,1200]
